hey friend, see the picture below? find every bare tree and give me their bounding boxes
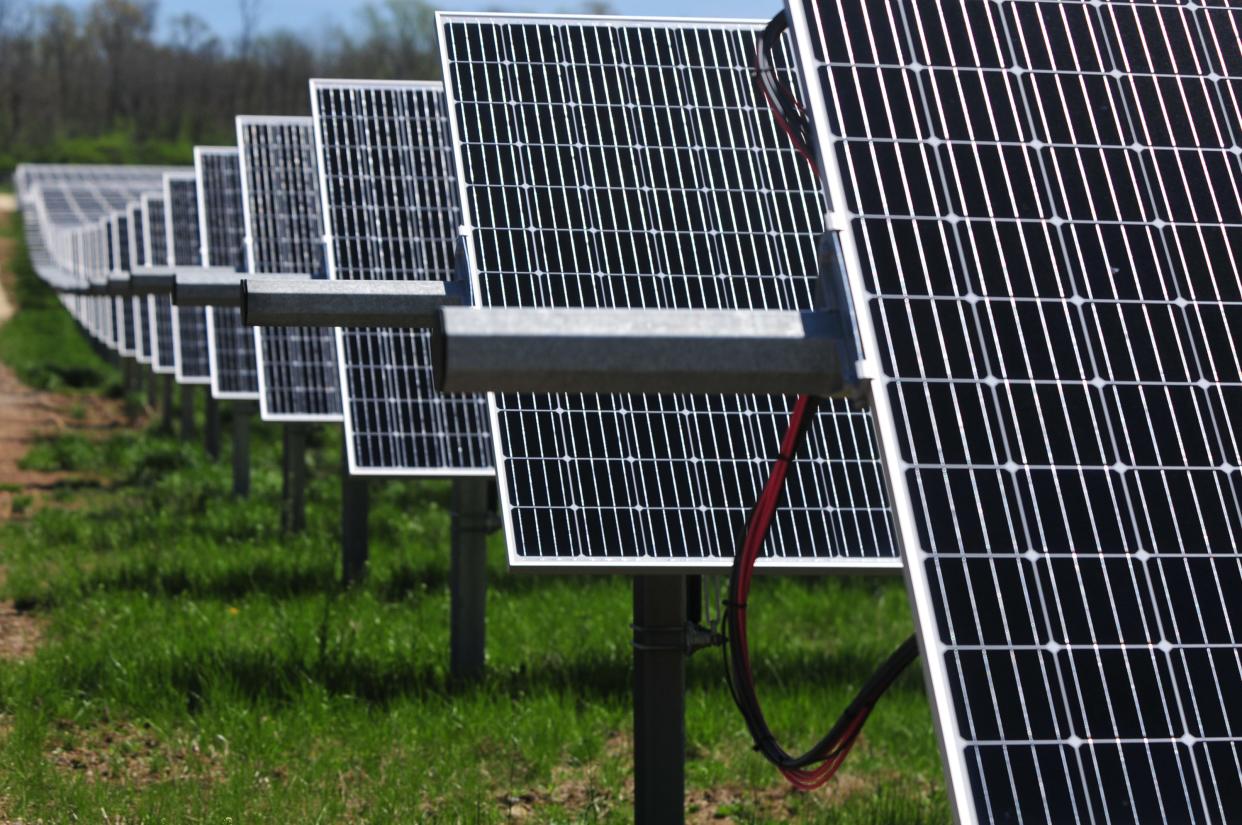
[0,0,462,174]
[237,0,262,60]
[168,11,216,54]
[85,0,157,123]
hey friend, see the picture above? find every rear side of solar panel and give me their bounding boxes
[784,0,1242,821]
[194,147,259,400]
[143,193,177,375]
[310,78,494,477]
[236,115,343,422]
[438,12,898,572]
[165,172,211,385]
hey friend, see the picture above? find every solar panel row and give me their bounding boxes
[24,9,1237,817]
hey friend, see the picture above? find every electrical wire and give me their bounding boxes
[723,10,920,792]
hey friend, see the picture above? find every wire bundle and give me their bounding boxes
[723,11,920,793]
[753,12,817,175]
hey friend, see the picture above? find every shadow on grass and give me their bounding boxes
[27,636,924,715]
[15,555,621,608]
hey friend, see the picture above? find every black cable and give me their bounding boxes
[720,11,923,786]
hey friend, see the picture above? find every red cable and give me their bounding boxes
[731,29,884,791]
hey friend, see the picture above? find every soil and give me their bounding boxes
[48,719,225,787]
[0,204,133,520]
[493,730,875,822]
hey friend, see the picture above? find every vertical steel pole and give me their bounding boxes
[341,449,368,585]
[160,374,174,432]
[180,384,196,441]
[449,477,492,681]
[123,359,138,394]
[146,369,157,408]
[633,575,687,825]
[282,425,307,533]
[231,402,250,497]
[204,393,221,459]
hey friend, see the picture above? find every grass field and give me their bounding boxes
[0,211,949,822]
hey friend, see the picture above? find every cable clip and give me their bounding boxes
[631,621,724,655]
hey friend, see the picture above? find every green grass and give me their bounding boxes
[0,211,120,393]
[0,225,948,822]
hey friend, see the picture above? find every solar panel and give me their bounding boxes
[783,0,1242,820]
[112,213,137,357]
[236,115,343,422]
[311,78,493,476]
[129,204,152,365]
[165,173,201,267]
[165,173,211,385]
[142,194,167,266]
[194,147,259,400]
[143,194,177,375]
[438,12,898,570]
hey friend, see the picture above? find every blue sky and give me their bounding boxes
[68,0,783,42]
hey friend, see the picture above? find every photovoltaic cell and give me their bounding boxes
[143,194,177,375]
[236,116,343,422]
[439,13,898,570]
[785,0,1242,820]
[311,78,493,476]
[165,173,211,384]
[195,147,259,400]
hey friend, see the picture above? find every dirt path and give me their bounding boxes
[0,203,131,517]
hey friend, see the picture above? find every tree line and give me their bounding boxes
[0,0,459,176]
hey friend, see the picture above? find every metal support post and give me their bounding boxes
[204,393,221,459]
[160,375,174,432]
[123,359,138,394]
[282,425,308,533]
[180,384,197,441]
[231,402,251,497]
[633,575,687,825]
[146,369,157,408]
[341,450,368,585]
[449,477,493,682]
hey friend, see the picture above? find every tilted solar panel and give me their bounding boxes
[165,173,211,385]
[143,194,167,266]
[311,78,493,476]
[236,115,343,422]
[129,204,152,365]
[195,147,259,400]
[130,204,145,268]
[166,174,201,268]
[112,213,137,356]
[785,0,1242,820]
[143,194,177,375]
[438,12,898,570]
